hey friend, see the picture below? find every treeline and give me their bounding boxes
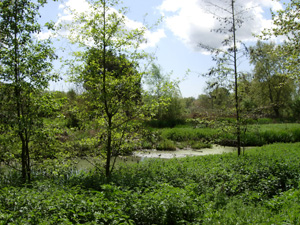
[154,41,300,124]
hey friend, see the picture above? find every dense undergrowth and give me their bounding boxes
[1,143,300,224]
[37,118,300,158]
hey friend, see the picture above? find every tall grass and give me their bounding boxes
[161,127,218,142]
[159,123,300,147]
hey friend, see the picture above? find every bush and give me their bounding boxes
[0,182,133,224]
[257,118,274,124]
[141,140,153,149]
[145,119,186,128]
[127,184,201,224]
[156,139,176,151]
[190,141,212,149]
[161,128,217,142]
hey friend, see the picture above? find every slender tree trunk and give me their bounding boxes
[21,137,26,182]
[25,131,31,182]
[13,0,30,181]
[102,0,112,179]
[231,0,241,156]
[105,117,112,179]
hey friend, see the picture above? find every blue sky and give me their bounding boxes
[39,0,285,98]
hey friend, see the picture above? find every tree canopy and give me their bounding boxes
[64,0,157,178]
[262,0,300,79]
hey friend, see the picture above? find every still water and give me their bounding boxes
[76,145,247,169]
[134,145,239,160]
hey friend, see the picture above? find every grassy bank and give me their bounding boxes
[159,123,300,148]
[1,142,300,224]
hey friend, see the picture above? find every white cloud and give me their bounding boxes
[158,0,283,52]
[256,0,283,11]
[35,30,54,40]
[140,29,167,49]
[51,0,165,49]
[59,0,90,15]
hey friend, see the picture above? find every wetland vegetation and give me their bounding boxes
[1,143,300,224]
[1,0,300,223]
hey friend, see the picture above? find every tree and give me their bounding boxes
[238,72,258,115]
[200,0,249,156]
[144,64,182,124]
[249,41,295,118]
[181,97,196,118]
[205,81,232,112]
[0,0,58,182]
[65,0,155,178]
[261,0,300,79]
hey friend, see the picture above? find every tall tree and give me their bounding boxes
[144,64,180,122]
[65,0,155,178]
[261,0,300,79]
[200,0,249,155]
[0,0,58,182]
[249,41,295,118]
[205,81,232,112]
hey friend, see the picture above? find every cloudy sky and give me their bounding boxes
[40,0,285,97]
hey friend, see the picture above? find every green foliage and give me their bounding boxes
[141,141,153,149]
[257,118,274,124]
[2,143,300,223]
[0,0,59,182]
[261,0,300,79]
[127,183,200,224]
[156,139,176,151]
[144,64,184,124]
[64,0,158,178]
[249,41,295,118]
[200,0,250,155]
[161,127,218,142]
[145,118,186,128]
[158,123,300,147]
[0,182,133,224]
[292,97,300,121]
[190,141,212,149]
[265,188,300,224]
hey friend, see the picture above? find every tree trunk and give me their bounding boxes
[14,0,31,182]
[21,137,27,182]
[105,117,112,179]
[231,0,241,156]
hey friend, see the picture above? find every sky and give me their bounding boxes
[39,0,285,98]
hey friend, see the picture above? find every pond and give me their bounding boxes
[70,145,251,170]
[134,145,242,160]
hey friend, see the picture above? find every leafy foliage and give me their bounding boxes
[261,0,300,79]
[2,143,300,224]
[64,0,158,178]
[249,41,295,118]
[0,0,59,182]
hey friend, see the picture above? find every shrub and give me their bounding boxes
[161,128,217,142]
[190,142,212,149]
[127,184,201,224]
[145,119,186,128]
[0,182,133,224]
[156,139,176,151]
[257,118,274,124]
[141,141,153,149]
